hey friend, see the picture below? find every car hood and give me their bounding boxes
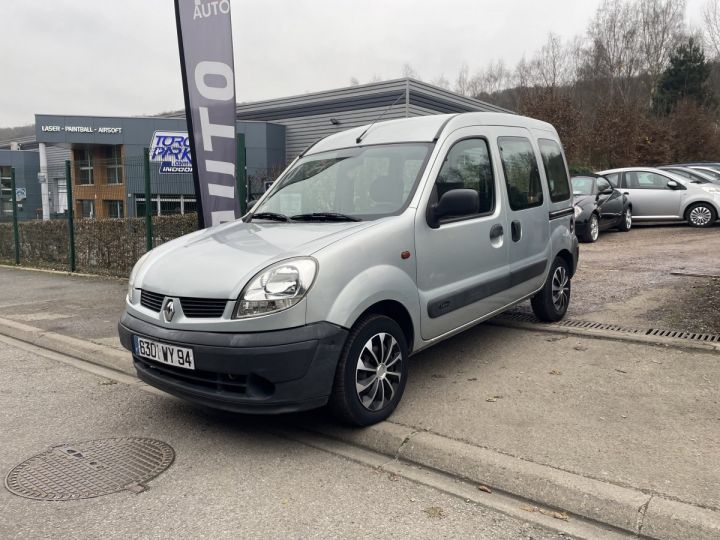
[136,220,377,298]
[573,195,595,206]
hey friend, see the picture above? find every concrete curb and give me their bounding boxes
[488,318,720,355]
[0,317,134,376]
[1,318,718,539]
[308,423,720,539]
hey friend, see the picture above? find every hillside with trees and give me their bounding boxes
[390,0,720,170]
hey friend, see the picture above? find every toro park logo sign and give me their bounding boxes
[149,131,193,174]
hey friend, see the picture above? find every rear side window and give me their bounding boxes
[435,138,495,216]
[538,139,570,202]
[498,137,543,210]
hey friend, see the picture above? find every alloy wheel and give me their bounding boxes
[590,215,599,241]
[551,266,570,312]
[355,332,403,411]
[689,206,712,226]
[625,209,632,229]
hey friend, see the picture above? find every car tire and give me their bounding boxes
[531,257,571,323]
[329,314,409,426]
[618,207,632,232]
[685,203,717,228]
[581,214,599,243]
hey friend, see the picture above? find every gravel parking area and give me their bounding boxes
[515,223,720,333]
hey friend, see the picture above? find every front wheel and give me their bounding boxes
[329,314,409,426]
[581,214,599,243]
[618,207,632,232]
[686,203,717,228]
[531,257,571,322]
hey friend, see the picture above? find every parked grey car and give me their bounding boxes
[119,112,579,426]
[598,167,720,227]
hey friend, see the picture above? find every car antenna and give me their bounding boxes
[356,92,405,144]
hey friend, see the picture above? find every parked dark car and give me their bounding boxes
[658,166,720,185]
[571,174,632,242]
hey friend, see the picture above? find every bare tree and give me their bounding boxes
[470,60,511,96]
[454,63,471,96]
[639,0,687,93]
[586,0,643,100]
[401,63,419,80]
[431,74,451,89]
[703,0,720,58]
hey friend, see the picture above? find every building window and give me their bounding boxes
[74,148,94,185]
[135,194,197,216]
[78,199,95,219]
[0,166,12,217]
[51,178,67,214]
[105,200,124,218]
[104,146,123,185]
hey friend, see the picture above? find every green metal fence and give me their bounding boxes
[0,146,271,278]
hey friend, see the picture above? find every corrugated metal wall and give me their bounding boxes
[44,144,71,170]
[235,78,510,163]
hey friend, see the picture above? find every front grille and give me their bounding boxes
[140,290,165,312]
[179,297,228,318]
[140,290,228,318]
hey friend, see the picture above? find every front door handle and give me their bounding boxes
[511,220,522,242]
[489,224,504,240]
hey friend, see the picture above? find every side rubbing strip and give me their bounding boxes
[549,207,574,220]
[428,259,548,318]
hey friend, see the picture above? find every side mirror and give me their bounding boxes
[599,187,614,195]
[247,199,258,210]
[428,189,479,228]
[667,180,680,189]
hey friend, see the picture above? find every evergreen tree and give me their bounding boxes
[653,37,711,114]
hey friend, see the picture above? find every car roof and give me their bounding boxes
[306,112,557,155]
[596,166,689,183]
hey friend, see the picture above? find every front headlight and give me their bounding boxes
[127,251,152,303]
[233,257,318,319]
[573,205,583,218]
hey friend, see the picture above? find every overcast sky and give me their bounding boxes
[1,0,709,127]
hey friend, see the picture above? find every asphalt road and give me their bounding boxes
[0,338,567,540]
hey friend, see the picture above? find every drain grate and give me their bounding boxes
[496,311,720,343]
[646,328,720,342]
[5,438,174,501]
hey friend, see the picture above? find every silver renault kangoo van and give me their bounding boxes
[119,112,579,426]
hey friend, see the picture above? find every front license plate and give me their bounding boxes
[133,336,195,370]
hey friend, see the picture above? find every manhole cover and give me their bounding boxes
[5,438,174,500]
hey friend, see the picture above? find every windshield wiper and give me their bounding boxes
[249,211,290,222]
[290,212,360,222]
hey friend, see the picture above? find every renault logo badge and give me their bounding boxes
[164,299,175,322]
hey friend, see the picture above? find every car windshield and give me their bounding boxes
[252,143,433,221]
[571,176,595,195]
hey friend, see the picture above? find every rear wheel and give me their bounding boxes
[581,214,599,243]
[618,207,632,232]
[685,203,717,228]
[329,314,408,426]
[531,257,571,322]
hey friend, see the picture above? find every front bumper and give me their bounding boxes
[118,312,348,414]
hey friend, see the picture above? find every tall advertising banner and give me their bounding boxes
[174,0,240,229]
